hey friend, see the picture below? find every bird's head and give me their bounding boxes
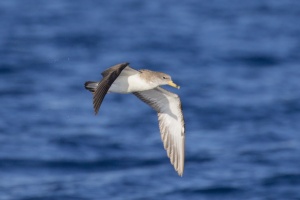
[154,72,180,89]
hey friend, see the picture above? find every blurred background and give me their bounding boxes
[1,1,300,199]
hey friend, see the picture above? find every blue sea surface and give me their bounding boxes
[1,1,300,199]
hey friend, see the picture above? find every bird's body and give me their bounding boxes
[109,72,155,93]
[84,62,185,176]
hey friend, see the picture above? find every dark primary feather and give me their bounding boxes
[92,62,129,114]
[101,62,129,77]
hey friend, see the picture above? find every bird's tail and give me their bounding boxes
[84,81,98,93]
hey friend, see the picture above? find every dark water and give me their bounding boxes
[1,1,300,199]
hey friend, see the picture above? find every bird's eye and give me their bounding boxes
[163,76,166,79]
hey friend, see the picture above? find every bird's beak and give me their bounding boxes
[168,81,180,89]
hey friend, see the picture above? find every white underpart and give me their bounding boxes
[109,72,157,93]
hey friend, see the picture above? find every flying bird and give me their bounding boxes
[84,62,185,176]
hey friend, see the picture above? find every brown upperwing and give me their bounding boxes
[93,62,129,114]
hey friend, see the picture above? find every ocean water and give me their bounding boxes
[1,1,300,199]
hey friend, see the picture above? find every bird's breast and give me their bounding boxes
[108,74,155,93]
